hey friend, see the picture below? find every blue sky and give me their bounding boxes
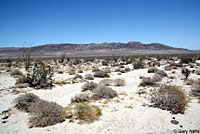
[0,0,200,49]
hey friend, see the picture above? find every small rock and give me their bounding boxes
[171,120,179,125]
[2,115,9,120]
[2,108,11,114]
[2,121,7,123]
[172,117,175,119]
[180,125,183,128]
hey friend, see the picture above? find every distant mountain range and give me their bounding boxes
[0,41,198,58]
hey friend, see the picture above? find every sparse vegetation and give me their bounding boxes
[14,93,40,112]
[191,80,200,103]
[28,100,66,128]
[14,93,66,128]
[10,69,23,77]
[133,61,144,69]
[140,77,156,87]
[150,85,188,114]
[84,74,94,80]
[81,82,98,92]
[92,85,118,99]
[94,71,110,78]
[182,68,190,79]
[99,78,126,86]
[66,102,102,123]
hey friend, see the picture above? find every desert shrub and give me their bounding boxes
[164,65,172,71]
[92,67,100,72]
[78,70,83,73]
[94,71,109,78]
[66,102,102,123]
[180,57,193,64]
[26,62,54,88]
[71,93,89,103]
[133,61,144,69]
[140,77,156,87]
[155,70,167,77]
[99,78,125,86]
[150,85,188,114]
[182,68,190,79]
[11,69,23,76]
[191,80,200,102]
[147,67,158,73]
[74,74,83,79]
[102,67,111,73]
[152,74,162,82]
[28,100,66,128]
[92,85,118,99]
[125,67,131,72]
[59,54,65,63]
[113,78,126,86]
[69,68,76,75]
[15,75,27,85]
[81,82,98,92]
[196,69,200,75]
[84,74,94,80]
[14,93,40,112]
[102,60,108,66]
[99,79,113,86]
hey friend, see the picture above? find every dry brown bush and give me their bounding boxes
[140,77,157,87]
[150,85,189,114]
[14,93,40,112]
[29,100,66,128]
[71,93,89,103]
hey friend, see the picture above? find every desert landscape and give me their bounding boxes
[0,51,200,134]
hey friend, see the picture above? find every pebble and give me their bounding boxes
[2,115,9,120]
[2,121,7,123]
[171,120,179,125]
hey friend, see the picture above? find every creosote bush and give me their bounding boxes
[150,85,188,114]
[14,93,66,128]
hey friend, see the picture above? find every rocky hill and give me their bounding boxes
[0,41,194,58]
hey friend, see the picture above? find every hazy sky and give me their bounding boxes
[0,0,200,49]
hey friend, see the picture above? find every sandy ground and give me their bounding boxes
[0,63,200,134]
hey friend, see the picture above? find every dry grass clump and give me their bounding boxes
[92,85,118,99]
[99,78,126,86]
[10,69,23,77]
[29,100,66,128]
[14,93,40,112]
[94,71,110,78]
[147,67,158,73]
[81,82,98,92]
[66,102,102,123]
[14,93,66,128]
[140,77,157,87]
[150,85,189,114]
[84,74,94,80]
